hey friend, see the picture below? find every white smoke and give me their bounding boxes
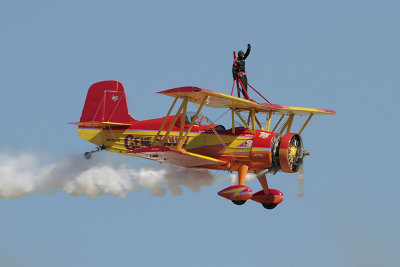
[0,151,214,199]
[228,173,257,184]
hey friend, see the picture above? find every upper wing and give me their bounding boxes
[129,146,229,168]
[158,87,336,116]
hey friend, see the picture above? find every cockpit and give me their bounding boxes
[183,112,226,131]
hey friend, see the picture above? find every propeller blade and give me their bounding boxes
[297,158,304,197]
[297,137,306,197]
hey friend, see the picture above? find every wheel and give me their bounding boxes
[84,152,92,160]
[232,200,247,205]
[262,203,278,210]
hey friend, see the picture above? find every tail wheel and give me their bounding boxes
[84,152,92,160]
[262,203,278,210]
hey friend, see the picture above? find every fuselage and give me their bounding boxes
[78,115,281,172]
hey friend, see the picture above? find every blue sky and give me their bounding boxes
[1,0,399,266]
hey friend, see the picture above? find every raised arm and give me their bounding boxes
[244,44,251,59]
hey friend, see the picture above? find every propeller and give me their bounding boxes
[297,157,304,197]
[296,138,309,197]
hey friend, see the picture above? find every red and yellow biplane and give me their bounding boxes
[70,80,335,209]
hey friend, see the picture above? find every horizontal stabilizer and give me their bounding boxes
[130,146,229,168]
[68,121,131,127]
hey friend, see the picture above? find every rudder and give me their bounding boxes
[80,80,134,123]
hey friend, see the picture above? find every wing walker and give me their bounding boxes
[70,52,335,210]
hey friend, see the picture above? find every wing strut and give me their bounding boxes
[178,97,188,144]
[279,115,294,134]
[272,115,285,132]
[266,111,272,131]
[251,108,256,133]
[177,96,208,150]
[160,97,187,146]
[233,109,254,134]
[231,109,235,134]
[152,97,178,145]
[298,114,313,135]
[199,110,237,162]
[254,115,264,131]
[153,95,209,150]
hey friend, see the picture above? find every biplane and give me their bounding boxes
[70,80,335,210]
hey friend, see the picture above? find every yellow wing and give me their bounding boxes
[158,87,336,116]
[130,146,229,168]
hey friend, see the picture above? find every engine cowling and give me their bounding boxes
[279,133,303,173]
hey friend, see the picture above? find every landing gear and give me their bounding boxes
[218,165,284,210]
[262,203,278,210]
[218,165,254,205]
[83,144,105,160]
[232,200,247,205]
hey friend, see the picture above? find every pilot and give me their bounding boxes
[191,115,199,125]
[232,43,251,100]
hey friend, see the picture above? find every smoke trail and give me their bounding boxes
[228,173,257,184]
[0,151,214,199]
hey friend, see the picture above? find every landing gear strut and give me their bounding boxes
[218,166,284,210]
[84,144,105,160]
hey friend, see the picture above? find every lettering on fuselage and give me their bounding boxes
[259,132,270,139]
[106,138,122,142]
[124,135,189,151]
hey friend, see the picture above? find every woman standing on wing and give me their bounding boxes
[232,43,251,99]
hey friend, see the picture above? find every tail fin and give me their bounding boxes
[80,80,134,123]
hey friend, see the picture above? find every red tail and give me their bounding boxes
[80,81,134,123]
